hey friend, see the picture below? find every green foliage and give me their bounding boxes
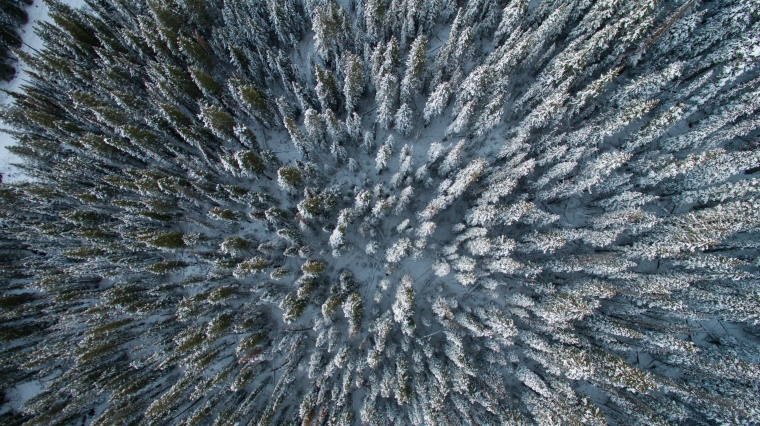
[209,207,241,221]
[239,84,268,112]
[206,313,233,340]
[301,260,325,276]
[79,339,121,363]
[281,292,307,323]
[321,294,343,319]
[189,67,222,96]
[0,292,36,309]
[277,166,303,190]
[61,209,108,225]
[143,231,186,249]
[77,228,116,241]
[220,237,252,258]
[315,65,340,110]
[237,332,267,354]
[208,286,237,303]
[297,191,337,220]
[159,102,193,127]
[344,53,364,111]
[343,292,363,337]
[214,257,242,269]
[200,104,235,138]
[73,192,100,204]
[178,35,213,68]
[237,151,266,175]
[270,266,290,279]
[176,331,205,353]
[0,323,44,342]
[146,260,188,274]
[85,319,132,339]
[235,257,270,276]
[63,247,106,259]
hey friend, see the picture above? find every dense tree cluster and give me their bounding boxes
[1,0,759,424]
[0,0,32,80]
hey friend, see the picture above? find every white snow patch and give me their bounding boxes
[0,380,43,415]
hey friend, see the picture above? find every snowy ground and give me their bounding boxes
[0,0,86,183]
[0,381,42,417]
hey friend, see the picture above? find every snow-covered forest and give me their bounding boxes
[1,0,759,424]
[1,0,85,183]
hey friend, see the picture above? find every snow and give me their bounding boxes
[0,380,43,416]
[0,0,86,183]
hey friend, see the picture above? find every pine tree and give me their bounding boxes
[400,34,428,103]
[343,53,365,113]
[313,0,352,62]
[315,65,341,112]
[423,81,452,124]
[371,136,392,175]
[394,103,414,137]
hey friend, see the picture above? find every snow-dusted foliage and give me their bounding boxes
[0,0,30,81]
[1,0,759,424]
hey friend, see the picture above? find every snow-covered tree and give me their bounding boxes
[400,34,428,103]
[392,275,416,336]
[395,103,414,137]
[375,135,394,173]
[313,0,352,62]
[343,53,364,113]
[423,81,452,124]
[315,65,340,112]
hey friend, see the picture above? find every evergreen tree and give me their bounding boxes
[343,53,364,113]
[315,64,341,112]
[400,34,428,103]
